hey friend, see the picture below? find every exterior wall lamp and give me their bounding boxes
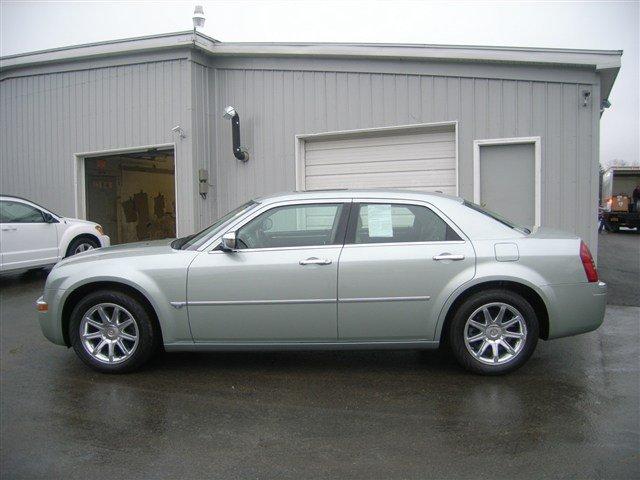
[222,106,249,162]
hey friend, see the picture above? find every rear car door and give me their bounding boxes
[186,200,350,342]
[337,200,475,341]
[0,199,59,271]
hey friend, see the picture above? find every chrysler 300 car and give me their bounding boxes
[36,190,606,375]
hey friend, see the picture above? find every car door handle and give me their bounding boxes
[299,257,332,266]
[1,227,17,231]
[433,253,465,261]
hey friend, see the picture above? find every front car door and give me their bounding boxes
[186,200,350,343]
[337,200,475,341]
[0,199,59,271]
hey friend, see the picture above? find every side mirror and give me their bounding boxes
[220,231,238,252]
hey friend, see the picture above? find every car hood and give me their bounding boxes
[59,217,99,227]
[56,238,176,266]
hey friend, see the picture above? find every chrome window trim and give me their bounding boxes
[208,243,343,255]
[202,198,353,252]
[348,197,468,245]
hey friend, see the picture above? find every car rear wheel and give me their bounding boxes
[449,289,539,375]
[66,236,100,257]
[68,290,159,373]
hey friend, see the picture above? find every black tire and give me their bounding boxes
[68,290,159,373]
[448,289,539,375]
[66,236,100,257]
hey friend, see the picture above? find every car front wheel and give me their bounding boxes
[68,290,159,373]
[66,236,100,257]
[449,289,539,375]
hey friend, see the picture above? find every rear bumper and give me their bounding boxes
[542,281,607,339]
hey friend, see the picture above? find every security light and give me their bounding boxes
[171,125,186,139]
[223,106,237,120]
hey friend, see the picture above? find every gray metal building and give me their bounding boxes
[0,31,621,253]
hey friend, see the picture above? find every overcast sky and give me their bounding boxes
[1,0,638,166]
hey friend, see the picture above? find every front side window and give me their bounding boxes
[176,200,258,250]
[0,200,45,223]
[351,203,460,244]
[236,203,345,249]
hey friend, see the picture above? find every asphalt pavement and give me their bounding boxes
[597,229,640,306]
[0,234,638,479]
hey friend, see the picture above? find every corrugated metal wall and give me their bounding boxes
[1,51,602,251]
[205,64,599,251]
[0,58,197,235]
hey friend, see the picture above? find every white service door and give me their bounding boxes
[302,127,456,194]
[0,200,59,271]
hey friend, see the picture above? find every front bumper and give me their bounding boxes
[98,234,111,248]
[542,281,607,339]
[36,289,67,346]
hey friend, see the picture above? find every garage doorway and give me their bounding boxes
[83,148,176,245]
[473,137,541,228]
[296,122,458,195]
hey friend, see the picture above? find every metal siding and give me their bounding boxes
[1,53,601,254]
[0,59,196,235]
[209,64,598,253]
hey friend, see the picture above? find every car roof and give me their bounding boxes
[0,194,31,201]
[254,189,464,205]
[0,195,59,216]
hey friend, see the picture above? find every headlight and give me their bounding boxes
[95,225,104,235]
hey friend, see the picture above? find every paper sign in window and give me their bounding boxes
[367,204,393,237]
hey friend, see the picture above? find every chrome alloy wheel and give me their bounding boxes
[79,303,139,364]
[74,243,95,254]
[463,302,527,365]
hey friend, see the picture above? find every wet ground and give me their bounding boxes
[597,229,639,306]
[1,233,638,479]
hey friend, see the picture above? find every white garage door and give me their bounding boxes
[300,126,456,194]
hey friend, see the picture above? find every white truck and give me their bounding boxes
[600,166,640,231]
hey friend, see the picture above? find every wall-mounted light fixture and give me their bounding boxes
[171,125,186,139]
[222,106,249,162]
[600,98,611,114]
[581,89,592,107]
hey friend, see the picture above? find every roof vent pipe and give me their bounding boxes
[193,5,205,31]
[222,106,249,162]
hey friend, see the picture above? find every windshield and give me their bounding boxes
[173,200,258,250]
[463,200,531,234]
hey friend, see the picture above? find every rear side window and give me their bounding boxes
[349,203,461,244]
[0,200,45,223]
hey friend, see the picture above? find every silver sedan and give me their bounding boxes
[36,190,606,375]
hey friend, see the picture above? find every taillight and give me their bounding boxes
[580,241,598,282]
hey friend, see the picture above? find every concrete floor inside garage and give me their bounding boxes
[0,233,638,479]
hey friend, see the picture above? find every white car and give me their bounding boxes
[0,195,110,272]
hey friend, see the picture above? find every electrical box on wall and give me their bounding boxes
[199,169,209,199]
